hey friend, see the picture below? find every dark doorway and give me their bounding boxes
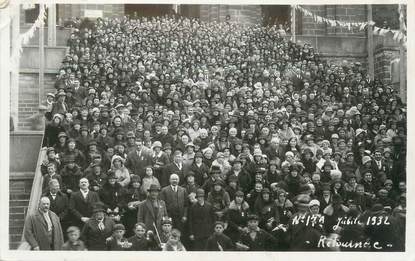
[124,4,174,18]
[261,5,291,26]
[24,4,60,24]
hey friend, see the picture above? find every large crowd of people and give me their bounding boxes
[24,14,407,252]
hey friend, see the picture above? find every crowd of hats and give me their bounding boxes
[45,15,406,243]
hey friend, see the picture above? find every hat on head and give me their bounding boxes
[194,151,203,159]
[247,214,259,221]
[362,156,372,165]
[214,179,225,187]
[235,190,244,197]
[92,202,106,213]
[161,216,173,225]
[58,132,67,138]
[113,223,125,232]
[148,184,161,192]
[152,141,162,149]
[356,128,366,137]
[309,199,320,207]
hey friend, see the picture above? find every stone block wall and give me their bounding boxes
[18,73,56,130]
[300,5,367,36]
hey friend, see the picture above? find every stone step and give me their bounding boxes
[9,193,31,200]
[9,226,24,235]
[9,234,22,244]
[10,200,30,207]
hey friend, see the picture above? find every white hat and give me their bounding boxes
[309,199,320,207]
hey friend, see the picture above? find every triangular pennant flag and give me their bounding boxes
[359,23,366,31]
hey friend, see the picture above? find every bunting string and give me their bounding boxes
[295,5,406,46]
[10,4,48,68]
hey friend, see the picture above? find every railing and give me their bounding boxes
[17,135,46,250]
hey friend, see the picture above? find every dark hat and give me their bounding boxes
[323,160,333,168]
[163,143,172,150]
[261,188,271,194]
[58,132,67,138]
[113,223,126,231]
[131,175,141,184]
[88,140,98,147]
[196,188,205,197]
[126,131,136,138]
[107,170,117,180]
[161,216,173,225]
[92,202,105,213]
[214,179,225,187]
[65,155,76,163]
[247,214,259,221]
[66,226,80,234]
[228,175,238,183]
[235,190,244,197]
[194,151,203,159]
[47,147,55,154]
[147,184,161,192]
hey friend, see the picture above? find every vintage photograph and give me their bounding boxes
[3,1,408,255]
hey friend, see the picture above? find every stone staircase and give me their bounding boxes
[9,172,34,250]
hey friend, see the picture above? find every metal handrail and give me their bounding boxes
[17,134,46,250]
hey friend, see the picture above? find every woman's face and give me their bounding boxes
[145,168,153,176]
[289,138,297,147]
[113,159,122,168]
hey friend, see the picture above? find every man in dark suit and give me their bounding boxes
[68,178,100,229]
[44,179,69,235]
[159,174,188,233]
[137,184,168,235]
[188,189,215,250]
[125,138,153,178]
[161,150,186,187]
[23,196,64,250]
[81,203,115,250]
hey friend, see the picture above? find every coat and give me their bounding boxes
[23,210,64,250]
[125,148,153,178]
[68,190,100,227]
[161,163,186,187]
[81,217,115,250]
[159,185,188,219]
[137,199,168,233]
[44,191,69,223]
[187,201,215,239]
[205,233,234,251]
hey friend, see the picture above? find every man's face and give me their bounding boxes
[39,197,50,212]
[174,153,183,163]
[149,190,159,200]
[79,179,89,190]
[170,175,179,186]
[50,183,60,194]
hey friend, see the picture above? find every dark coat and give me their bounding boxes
[44,191,69,223]
[159,185,188,219]
[189,162,210,187]
[187,201,215,239]
[60,165,82,193]
[125,149,153,178]
[81,217,115,251]
[137,199,168,233]
[23,210,64,250]
[128,235,158,251]
[205,233,234,251]
[42,174,63,195]
[99,182,127,210]
[239,228,278,251]
[68,190,101,227]
[161,163,186,187]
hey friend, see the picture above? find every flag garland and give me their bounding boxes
[295,5,406,46]
[10,4,48,68]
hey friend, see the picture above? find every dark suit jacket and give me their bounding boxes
[137,199,168,233]
[159,185,188,218]
[44,191,69,222]
[125,149,153,178]
[68,190,100,225]
[81,217,115,250]
[161,163,186,187]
